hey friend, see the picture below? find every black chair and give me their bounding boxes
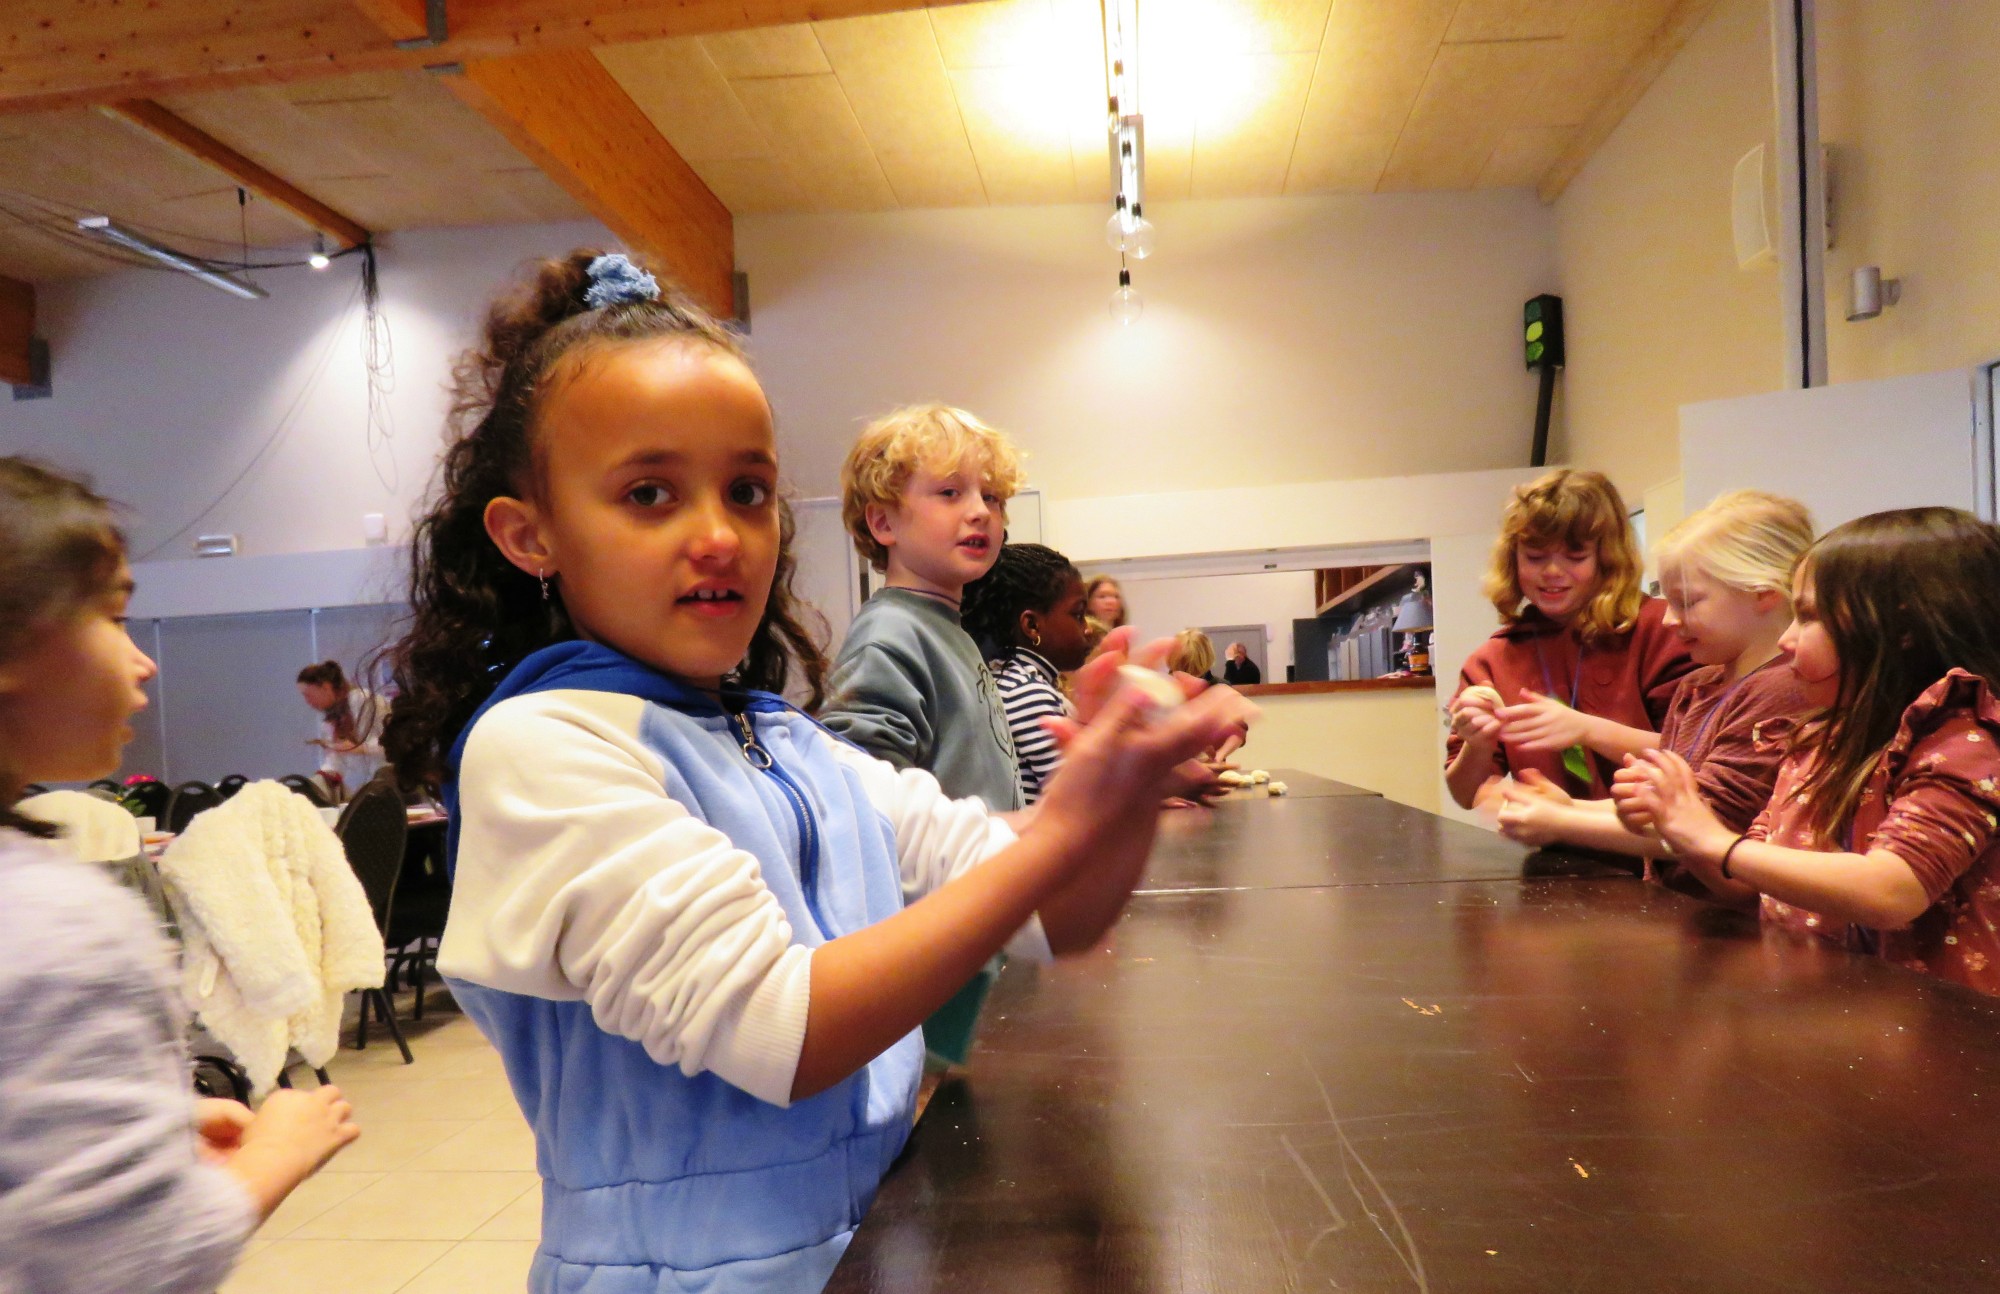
[17,784,49,799]
[88,779,124,795]
[119,780,171,822]
[164,781,223,835]
[215,774,249,800]
[336,780,414,1064]
[279,774,332,808]
[387,823,451,1022]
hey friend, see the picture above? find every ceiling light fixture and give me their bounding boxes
[75,215,268,300]
[308,234,331,271]
[1101,0,1153,261]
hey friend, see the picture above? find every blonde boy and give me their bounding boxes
[824,403,1027,815]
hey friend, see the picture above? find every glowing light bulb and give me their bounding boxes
[1104,211,1157,260]
[308,235,330,270]
[1109,269,1143,326]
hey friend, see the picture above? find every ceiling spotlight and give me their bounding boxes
[308,235,331,271]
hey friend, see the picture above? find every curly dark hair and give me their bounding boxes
[380,249,829,794]
[961,543,1078,659]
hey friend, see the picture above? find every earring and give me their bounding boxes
[1027,626,1042,648]
[539,570,551,602]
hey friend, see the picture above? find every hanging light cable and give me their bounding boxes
[1102,0,1154,260]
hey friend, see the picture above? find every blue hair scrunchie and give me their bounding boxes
[583,253,661,309]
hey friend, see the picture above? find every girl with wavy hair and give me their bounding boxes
[381,250,1252,1293]
[1446,469,1695,809]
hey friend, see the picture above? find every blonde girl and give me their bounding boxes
[1498,491,1813,875]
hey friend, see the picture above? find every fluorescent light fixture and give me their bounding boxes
[194,533,240,558]
[76,215,268,300]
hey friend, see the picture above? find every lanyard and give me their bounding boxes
[1684,658,1774,758]
[1532,633,1584,710]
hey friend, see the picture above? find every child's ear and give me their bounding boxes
[484,495,555,579]
[863,502,898,550]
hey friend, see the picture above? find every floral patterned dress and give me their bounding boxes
[1753,669,2000,995]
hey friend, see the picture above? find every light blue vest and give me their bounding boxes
[443,642,923,1293]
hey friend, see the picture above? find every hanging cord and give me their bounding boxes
[360,241,399,491]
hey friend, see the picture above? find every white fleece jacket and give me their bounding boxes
[157,782,385,1093]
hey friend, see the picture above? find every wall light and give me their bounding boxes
[1846,265,1901,321]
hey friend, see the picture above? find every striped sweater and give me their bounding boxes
[991,647,1072,805]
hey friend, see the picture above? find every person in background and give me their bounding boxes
[1497,491,1814,884]
[378,252,1252,1292]
[1445,469,1695,811]
[1167,629,1217,685]
[1618,508,2000,997]
[1083,575,1127,650]
[296,660,383,801]
[822,403,1029,1068]
[1222,642,1261,687]
[0,457,358,1294]
[962,544,1092,806]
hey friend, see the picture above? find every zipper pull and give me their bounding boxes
[734,712,774,769]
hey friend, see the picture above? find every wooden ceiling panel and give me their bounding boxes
[699,27,833,79]
[0,0,1734,278]
[730,75,898,209]
[950,65,1079,202]
[596,40,769,163]
[1444,0,1586,44]
[929,0,1057,70]
[1515,0,1683,129]
[689,157,810,213]
[1376,40,1554,191]
[1477,124,1575,188]
[814,11,968,156]
[876,144,989,207]
[1190,52,1315,197]
[156,71,590,234]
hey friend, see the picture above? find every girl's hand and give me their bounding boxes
[194,1097,253,1165]
[1512,768,1574,806]
[1610,756,1657,834]
[1621,751,1735,863]
[1449,688,1503,749]
[1495,783,1562,847]
[223,1086,361,1221]
[1495,689,1590,753]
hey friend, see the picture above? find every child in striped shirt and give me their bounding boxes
[962,544,1093,804]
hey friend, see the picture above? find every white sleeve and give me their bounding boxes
[828,740,1052,963]
[440,691,812,1106]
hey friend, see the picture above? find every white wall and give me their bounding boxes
[1549,0,1785,502]
[738,194,1557,500]
[1120,570,1316,678]
[1,220,613,560]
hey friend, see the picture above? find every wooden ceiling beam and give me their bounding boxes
[444,51,735,317]
[102,100,372,249]
[0,0,987,115]
[0,277,34,388]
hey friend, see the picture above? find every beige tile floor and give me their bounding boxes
[222,999,541,1294]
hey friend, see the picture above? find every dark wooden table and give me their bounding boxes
[831,795,2000,1293]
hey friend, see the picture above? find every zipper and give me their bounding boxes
[733,711,830,936]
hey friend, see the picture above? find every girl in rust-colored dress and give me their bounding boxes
[1446,469,1694,810]
[1619,507,2000,996]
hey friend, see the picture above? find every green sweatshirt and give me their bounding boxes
[821,587,1025,814]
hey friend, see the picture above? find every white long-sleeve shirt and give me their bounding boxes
[440,689,1049,1106]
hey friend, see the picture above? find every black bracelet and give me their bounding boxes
[1720,834,1749,880]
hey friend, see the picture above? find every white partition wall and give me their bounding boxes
[1680,367,1988,528]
